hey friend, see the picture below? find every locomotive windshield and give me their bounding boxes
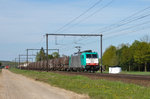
[92,54,97,58]
[86,54,97,58]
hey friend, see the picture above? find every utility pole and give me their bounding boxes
[46,34,48,72]
[100,35,103,73]
[27,49,28,69]
[19,55,21,69]
[15,58,17,68]
[45,33,103,73]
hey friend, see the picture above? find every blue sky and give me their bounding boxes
[0,0,150,61]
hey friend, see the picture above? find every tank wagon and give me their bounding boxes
[26,50,100,72]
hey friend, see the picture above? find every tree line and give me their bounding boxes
[102,38,150,71]
[36,47,60,61]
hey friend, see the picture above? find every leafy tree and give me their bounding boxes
[48,54,54,59]
[52,52,60,58]
[0,62,2,66]
[134,42,150,71]
[36,47,46,61]
[127,40,140,70]
[102,37,150,71]
[103,45,118,70]
[48,52,59,59]
[117,44,133,71]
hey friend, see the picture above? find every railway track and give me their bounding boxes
[52,71,150,86]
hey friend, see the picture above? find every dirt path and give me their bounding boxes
[0,69,89,99]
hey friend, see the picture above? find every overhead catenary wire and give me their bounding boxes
[60,18,150,52]
[70,26,150,50]
[73,6,150,45]
[59,0,114,33]
[79,24,150,47]
[92,6,150,33]
[102,20,150,35]
[48,4,150,55]
[53,0,114,47]
[77,22,150,47]
[60,5,150,47]
[54,0,114,47]
[101,13,150,34]
[54,0,103,33]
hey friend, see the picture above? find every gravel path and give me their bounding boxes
[0,69,89,99]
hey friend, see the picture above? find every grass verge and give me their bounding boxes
[10,68,150,99]
[121,71,150,75]
[97,70,150,75]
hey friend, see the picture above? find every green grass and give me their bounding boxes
[97,70,150,75]
[120,71,150,75]
[10,68,150,99]
[0,69,1,72]
[97,70,109,74]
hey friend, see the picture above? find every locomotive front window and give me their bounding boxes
[86,54,91,58]
[86,54,97,58]
[92,54,97,58]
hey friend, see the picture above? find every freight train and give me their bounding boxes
[26,50,100,72]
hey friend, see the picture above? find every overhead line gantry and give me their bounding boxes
[45,33,103,73]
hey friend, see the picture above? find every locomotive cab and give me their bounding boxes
[81,52,100,71]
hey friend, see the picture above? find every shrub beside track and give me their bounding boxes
[10,68,150,99]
